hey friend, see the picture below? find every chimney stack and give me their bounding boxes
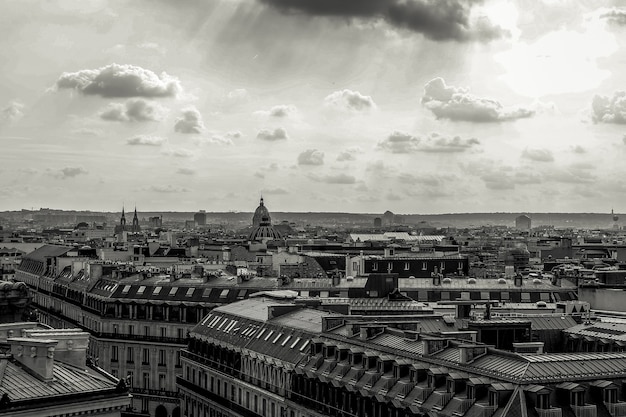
[9,338,57,381]
[23,329,89,370]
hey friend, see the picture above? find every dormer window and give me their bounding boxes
[489,391,498,406]
[536,393,550,409]
[604,388,617,404]
[467,385,475,400]
[447,380,455,393]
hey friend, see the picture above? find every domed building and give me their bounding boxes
[249,198,282,241]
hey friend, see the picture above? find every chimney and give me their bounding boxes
[9,338,57,381]
[432,267,441,286]
[514,274,523,287]
[23,329,89,370]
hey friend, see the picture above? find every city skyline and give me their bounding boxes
[2,1,626,214]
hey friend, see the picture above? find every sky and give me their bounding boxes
[1,0,626,214]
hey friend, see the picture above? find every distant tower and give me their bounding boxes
[612,209,619,230]
[515,214,531,230]
[120,207,126,228]
[132,207,140,232]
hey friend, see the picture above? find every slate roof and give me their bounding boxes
[22,245,73,263]
[0,358,117,401]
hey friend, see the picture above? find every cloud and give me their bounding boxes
[126,135,166,146]
[378,131,480,153]
[298,149,325,165]
[309,173,357,184]
[227,88,249,102]
[600,7,626,25]
[164,148,194,158]
[177,168,196,175]
[254,104,298,118]
[258,0,505,42]
[71,128,103,137]
[592,91,626,124]
[149,185,190,193]
[100,99,165,122]
[200,131,240,145]
[422,78,534,122]
[571,145,586,154]
[324,89,376,112]
[521,148,554,162]
[1,102,24,123]
[56,63,181,98]
[257,127,288,141]
[174,107,205,134]
[261,187,289,195]
[56,167,88,179]
[337,146,363,161]
[377,131,421,153]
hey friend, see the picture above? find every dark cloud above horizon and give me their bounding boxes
[258,0,505,42]
[56,64,181,98]
[378,131,480,153]
[422,78,534,122]
[308,173,357,184]
[600,7,626,25]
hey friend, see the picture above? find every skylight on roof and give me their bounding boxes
[203,288,212,297]
[137,286,146,295]
[186,288,195,297]
[200,314,213,326]
[300,340,310,352]
[216,317,228,330]
[272,333,282,344]
[153,286,162,295]
[256,329,266,339]
[122,285,131,294]
[290,337,301,349]
[208,316,221,328]
[281,335,292,346]
[169,287,178,296]
[219,289,229,299]
[264,330,274,341]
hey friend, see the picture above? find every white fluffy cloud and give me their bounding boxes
[56,64,181,98]
[298,149,325,165]
[378,131,480,153]
[254,104,298,118]
[100,99,165,122]
[257,127,288,141]
[309,173,357,184]
[522,148,554,162]
[126,135,166,146]
[1,101,24,123]
[592,91,626,124]
[324,89,376,112]
[337,146,363,161]
[174,107,205,134]
[422,78,533,122]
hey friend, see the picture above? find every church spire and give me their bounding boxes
[120,206,126,227]
[132,206,140,232]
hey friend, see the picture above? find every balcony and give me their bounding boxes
[130,387,180,399]
[572,404,597,417]
[607,402,626,417]
[536,408,563,417]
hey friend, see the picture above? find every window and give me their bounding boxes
[404,262,410,270]
[127,371,134,387]
[160,327,167,338]
[372,262,378,271]
[175,351,181,367]
[159,373,166,390]
[387,262,393,272]
[159,349,166,365]
[605,388,617,404]
[144,326,150,337]
[111,345,119,362]
[143,372,150,389]
[126,347,134,363]
[489,391,498,406]
[422,262,427,271]
[142,348,149,365]
[467,385,475,400]
[178,328,184,340]
[128,325,134,335]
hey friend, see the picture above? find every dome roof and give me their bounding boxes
[252,197,272,227]
[249,225,282,241]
